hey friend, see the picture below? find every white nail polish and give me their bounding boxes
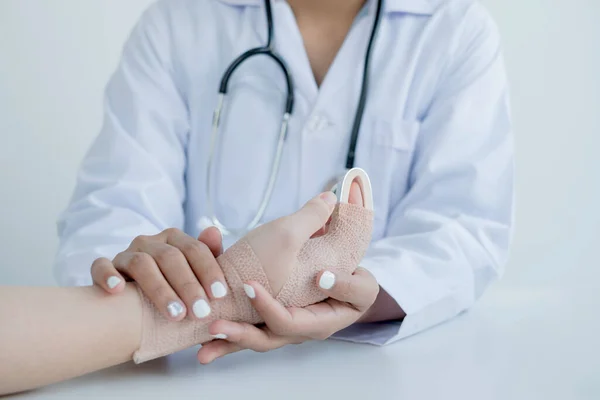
[244,284,255,299]
[167,301,185,318]
[319,271,336,290]
[212,333,228,339]
[193,299,211,319]
[211,281,227,298]
[106,276,121,289]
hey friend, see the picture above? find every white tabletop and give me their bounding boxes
[10,265,599,400]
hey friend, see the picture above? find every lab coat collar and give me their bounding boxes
[215,0,435,15]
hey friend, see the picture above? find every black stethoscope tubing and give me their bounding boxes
[217,0,384,169]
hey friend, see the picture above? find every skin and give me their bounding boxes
[287,0,367,85]
[197,185,401,363]
[0,284,143,395]
[0,190,377,395]
[93,0,406,362]
[92,224,226,322]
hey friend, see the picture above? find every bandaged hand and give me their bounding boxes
[134,172,375,363]
[197,179,379,363]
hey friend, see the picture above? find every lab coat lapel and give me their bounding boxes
[312,4,374,115]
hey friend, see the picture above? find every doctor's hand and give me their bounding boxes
[197,268,379,363]
[91,226,226,321]
[197,183,380,364]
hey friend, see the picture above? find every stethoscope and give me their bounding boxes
[204,0,384,237]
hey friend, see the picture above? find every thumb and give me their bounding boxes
[198,226,223,257]
[347,180,364,207]
[288,192,337,242]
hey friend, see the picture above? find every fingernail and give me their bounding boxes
[106,276,122,289]
[320,191,337,205]
[212,333,228,339]
[167,301,185,318]
[193,299,211,319]
[244,284,256,299]
[211,281,228,298]
[319,271,336,290]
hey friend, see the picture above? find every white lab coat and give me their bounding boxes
[56,0,514,345]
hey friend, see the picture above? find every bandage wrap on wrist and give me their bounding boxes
[133,203,373,364]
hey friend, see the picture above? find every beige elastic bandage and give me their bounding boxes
[133,169,374,364]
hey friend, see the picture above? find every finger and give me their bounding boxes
[142,242,213,320]
[168,230,228,301]
[197,339,243,364]
[348,180,364,207]
[316,267,379,312]
[197,226,223,257]
[310,181,362,239]
[288,192,337,242]
[300,299,360,338]
[113,251,187,321]
[91,257,125,294]
[242,282,297,336]
[209,320,296,352]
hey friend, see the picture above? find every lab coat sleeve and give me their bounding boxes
[332,5,514,344]
[54,3,189,286]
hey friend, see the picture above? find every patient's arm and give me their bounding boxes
[133,179,373,363]
[0,173,374,395]
[0,284,142,395]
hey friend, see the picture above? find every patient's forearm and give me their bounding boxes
[0,284,142,395]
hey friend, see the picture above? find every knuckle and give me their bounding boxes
[182,241,211,268]
[132,235,151,247]
[163,227,180,237]
[127,253,153,274]
[155,247,182,266]
[182,240,204,256]
[251,335,275,353]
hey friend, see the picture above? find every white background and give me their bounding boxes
[0,0,598,287]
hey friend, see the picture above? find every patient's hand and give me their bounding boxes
[198,182,379,363]
[127,173,376,363]
[242,191,340,295]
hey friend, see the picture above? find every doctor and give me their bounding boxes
[56,0,513,362]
